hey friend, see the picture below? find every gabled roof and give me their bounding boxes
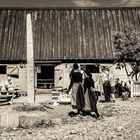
[0,8,140,61]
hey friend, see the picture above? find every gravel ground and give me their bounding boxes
[0,98,140,140]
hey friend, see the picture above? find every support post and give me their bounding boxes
[26,13,35,103]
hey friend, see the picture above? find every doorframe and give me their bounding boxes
[35,61,61,89]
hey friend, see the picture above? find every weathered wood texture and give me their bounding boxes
[0,10,27,60]
[0,8,140,61]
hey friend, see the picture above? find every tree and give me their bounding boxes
[113,27,140,81]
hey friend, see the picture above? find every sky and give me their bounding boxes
[0,0,140,7]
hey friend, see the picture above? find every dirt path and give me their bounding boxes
[0,98,140,140]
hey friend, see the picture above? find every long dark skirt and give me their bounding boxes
[103,81,111,102]
[84,87,98,112]
[71,83,85,110]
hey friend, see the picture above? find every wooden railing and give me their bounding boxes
[131,81,140,97]
[37,79,54,89]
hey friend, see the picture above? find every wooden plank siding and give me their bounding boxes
[0,10,27,61]
[0,8,140,61]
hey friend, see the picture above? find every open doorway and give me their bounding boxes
[37,65,54,89]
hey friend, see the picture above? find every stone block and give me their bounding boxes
[0,113,19,128]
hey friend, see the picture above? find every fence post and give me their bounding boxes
[131,80,134,98]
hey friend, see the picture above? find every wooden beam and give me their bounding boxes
[26,13,35,103]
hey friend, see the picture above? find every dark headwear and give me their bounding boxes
[73,63,79,70]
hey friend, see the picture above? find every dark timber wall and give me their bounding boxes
[0,8,140,61]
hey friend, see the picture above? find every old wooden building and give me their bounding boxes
[0,7,140,91]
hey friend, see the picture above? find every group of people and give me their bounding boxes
[66,63,131,118]
[0,75,15,91]
[101,66,131,102]
[66,63,100,119]
[114,78,131,99]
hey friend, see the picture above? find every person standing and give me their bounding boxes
[110,75,116,103]
[83,71,100,118]
[101,67,112,102]
[114,78,122,97]
[67,63,85,115]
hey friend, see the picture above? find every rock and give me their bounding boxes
[51,118,62,125]
[52,102,59,106]
[12,128,18,131]
[19,116,49,128]
[116,126,123,132]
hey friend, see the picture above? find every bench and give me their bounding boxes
[0,90,19,97]
[0,95,14,105]
[0,90,27,105]
[0,90,27,97]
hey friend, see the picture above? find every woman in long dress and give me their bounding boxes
[83,71,100,118]
[67,63,85,115]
